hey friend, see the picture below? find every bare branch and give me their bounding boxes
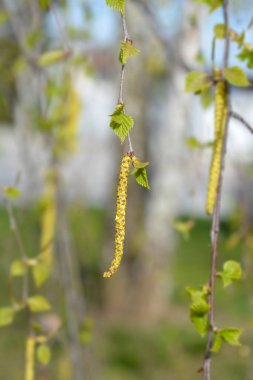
[230,111,253,134]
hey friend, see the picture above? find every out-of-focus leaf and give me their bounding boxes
[185,71,212,93]
[224,66,250,87]
[37,344,51,365]
[27,296,51,312]
[0,307,14,327]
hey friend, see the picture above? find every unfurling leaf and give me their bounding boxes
[186,286,210,336]
[224,66,250,87]
[185,71,212,93]
[219,260,242,287]
[106,0,125,14]
[119,40,140,65]
[211,331,223,352]
[212,327,242,352]
[0,307,14,327]
[221,328,242,346]
[27,296,51,312]
[37,344,51,365]
[191,315,209,336]
[110,104,134,143]
[131,156,150,189]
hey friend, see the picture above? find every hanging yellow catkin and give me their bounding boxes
[206,80,227,215]
[25,337,35,380]
[103,154,132,278]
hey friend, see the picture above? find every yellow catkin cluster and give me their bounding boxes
[206,81,227,215]
[103,154,132,278]
[25,337,35,380]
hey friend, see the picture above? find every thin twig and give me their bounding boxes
[203,1,230,379]
[230,111,253,134]
[4,199,29,301]
[51,2,71,52]
[117,10,134,153]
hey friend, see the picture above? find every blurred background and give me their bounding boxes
[0,0,253,379]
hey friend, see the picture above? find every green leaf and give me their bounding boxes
[191,315,209,336]
[119,40,140,65]
[106,0,125,13]
[27,296,51,312]
[37,344,51,365]
[110,104,134,143]
[0,307,14,327]
[38,50,69,67]
[185,71,212,93]
[187,286,210,336]
[39,0,51,10]
[3,187,20,199]
[214,23,226,39]
[220,260,242,287]
[133,168,150,189]
[211,331,223,352]
[220,328,242,346]
[10,260,26,277]
[224,66,250,87]
[190,300,210,316]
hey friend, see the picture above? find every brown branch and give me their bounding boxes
[230,111,253,134]
[203,1,231,379]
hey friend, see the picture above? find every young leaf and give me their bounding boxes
[10,260,26,277]
[220,328,242,346]
[106,0,125,14]
[119,40,140,65]
[211,331,223,352]
[131,157,150,189]
[0,307,14,327]
[214,23,226,39]
[110,104,134,143]
[27,296,51,312]
[220,260,242,287]
[37,344,51,365]
[3,187,20,199]
[224,66,250,87]
[185,71,212,93]
[191,315,209,336]
[190,300,210,316]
